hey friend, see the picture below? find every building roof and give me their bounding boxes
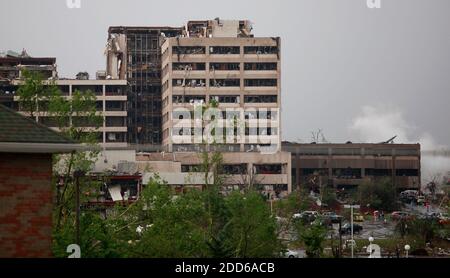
[0,105,73,144]
[282,141,420,148]
[0,56,56,65]
[108,26,184,34]
[0,105,82,153]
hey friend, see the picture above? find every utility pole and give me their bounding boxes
[74,170,85,246]
[344,204,360,258]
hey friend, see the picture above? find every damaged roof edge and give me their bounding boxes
[108,26,185,33]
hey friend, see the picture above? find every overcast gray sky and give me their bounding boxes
[1,0,449,146]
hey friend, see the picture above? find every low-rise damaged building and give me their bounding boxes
[283,142,421,191]
[0,50,57,109]
[5,79,129,148]
[0,49,57,83]
[90,149,291,200]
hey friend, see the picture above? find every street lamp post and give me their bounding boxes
[404,244,410,258]
[344,204,360,258]
[368,236,374,258]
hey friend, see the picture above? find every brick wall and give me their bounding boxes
[0,153,53,257]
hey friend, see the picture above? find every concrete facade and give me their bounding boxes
[137,151,292,197]
[160,23,281,153]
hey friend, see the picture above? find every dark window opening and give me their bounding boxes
[210,63,240,71]
[73,85,103,96]
[106,117,126,127]
[366,169,392,176]
[209,46,240,54]
[210,79,240,87]
[105,85,126,96]
[105,101,125,111]
[173,46,206,55]
[221,164,247,175]
[245,79,277,87]
[244,46,278,54]
[172,79,206,87]
[106,132,126,142]
[173,63,206,71]
[181,165,202,172]
[172,95,205,104]
[57,85,70,96]
[254,164,282,174]
[210,95,240,104]
[396,169,419,177]
[244,95,277,103]
[301,168,327,176]
[244,63,277,71]
[332,168,362,179]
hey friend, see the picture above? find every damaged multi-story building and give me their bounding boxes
[11,78,130,148]
[0,49,57,82]
[96,19,292,199]
[0,50,129,148]
[161,19,281,153]
[0,50,57,108]
[106,26,184,146]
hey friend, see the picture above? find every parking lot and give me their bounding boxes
[278,214,398,241]
[331,220,396,240]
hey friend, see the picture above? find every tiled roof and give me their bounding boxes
[0,105,74,144]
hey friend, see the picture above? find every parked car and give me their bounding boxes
[400,190,419,199]
[281,249,300,258]
[353,213,364,222]
[340,223,363,235]
[391,211,413,221]
[322,211,343,223]
[293,211,319,223]
[400,190,419,203]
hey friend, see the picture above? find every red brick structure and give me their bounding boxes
[0,105,79,257]
[0,153,53,257]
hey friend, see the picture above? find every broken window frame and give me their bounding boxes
[210,79,240,87]
[209,46,240,55]
[244,63,277,71]
[210,63,240,71]
[244,46,278,55]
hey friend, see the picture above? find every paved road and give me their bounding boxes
[278,217,396,242]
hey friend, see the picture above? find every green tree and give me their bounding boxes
[358,178,398,211]
[406,219,440,243]
[225,190,282,257]
[16,69,50,118]
[299,223,327,258]
[131,179,210,257]
[321,186,339,207]
[50,88,103,232]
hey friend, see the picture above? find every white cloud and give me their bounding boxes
[349,105,450,185]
